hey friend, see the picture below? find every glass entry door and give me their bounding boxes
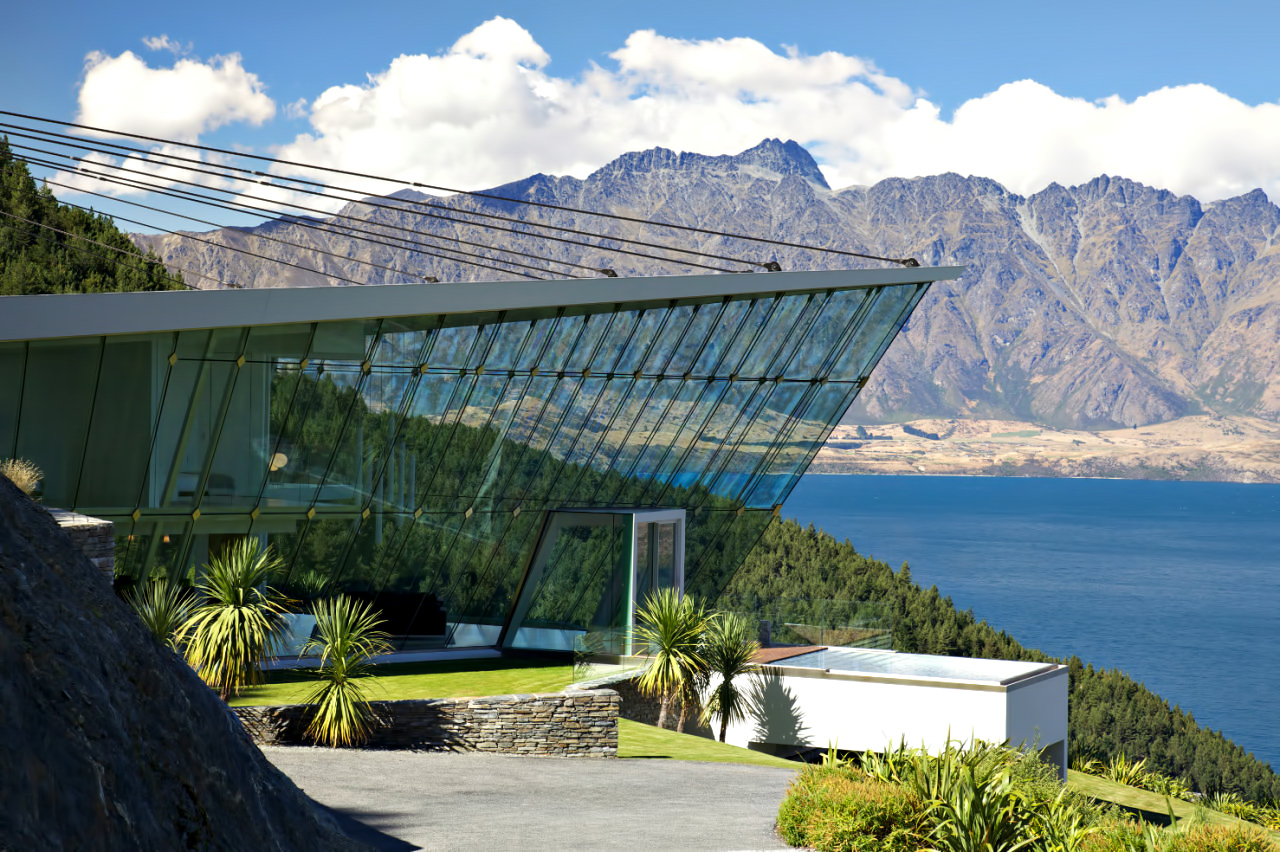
[502,508,685,655]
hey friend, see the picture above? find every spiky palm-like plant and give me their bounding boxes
[633,588,709,730]
[180,538,292,699]
[700,611,760,742]
[302,595,392,748]
[126,579,195,651]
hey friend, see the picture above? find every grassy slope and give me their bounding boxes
[618,719,797,768]
[228,658,576,707]
[1068,771,1280,843]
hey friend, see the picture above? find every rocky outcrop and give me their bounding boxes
[135,140,1280,429]
[0,478,366,851]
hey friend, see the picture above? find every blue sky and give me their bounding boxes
[4,0,1279,209]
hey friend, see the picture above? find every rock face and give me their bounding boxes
[136,140,1280,429]
[0,478,365,851]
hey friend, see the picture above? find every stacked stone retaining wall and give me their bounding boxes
[235,689,618,757]
[48,509,114,578]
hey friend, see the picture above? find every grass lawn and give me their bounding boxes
[1067,770,1280,842]
[228,657,576,707]
[618,719,797,769]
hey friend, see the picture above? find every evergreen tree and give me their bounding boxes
[0,137,186,295]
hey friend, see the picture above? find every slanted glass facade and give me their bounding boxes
[0,271,949,651]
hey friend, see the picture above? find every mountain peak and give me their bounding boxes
[588,139,829,190]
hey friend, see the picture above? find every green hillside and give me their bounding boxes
[0,137,185,295]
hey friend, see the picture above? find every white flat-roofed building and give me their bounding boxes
[723,646,1069,777]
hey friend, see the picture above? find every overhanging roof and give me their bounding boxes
[0,267,962,343]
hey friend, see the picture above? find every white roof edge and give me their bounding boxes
[0,266,963,343]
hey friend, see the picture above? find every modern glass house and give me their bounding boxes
[0,266,961,653]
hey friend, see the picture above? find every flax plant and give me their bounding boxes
[126,578,195,651]
[180,538,291,699]
[633,588,709,730]
[700,611,760,742]
[301,595,392,748]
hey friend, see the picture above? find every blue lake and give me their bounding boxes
[782,475,1280,771]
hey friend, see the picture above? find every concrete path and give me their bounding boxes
[265,746,799,851]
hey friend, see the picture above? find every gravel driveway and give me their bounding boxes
[265,746,799,851]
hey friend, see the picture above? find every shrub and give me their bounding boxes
[180,538,292,699]
[0,457,42,497]
[777,765,925,852]
[302,595,392,748]
[125,579,195,651]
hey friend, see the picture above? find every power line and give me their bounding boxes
[1,124,750,274]
[0,111,920,268]
[11,141,622,278]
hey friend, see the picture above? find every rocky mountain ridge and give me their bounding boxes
[136,139,1280,429]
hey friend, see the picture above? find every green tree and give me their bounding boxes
[634,588,709,731]
[180,539,292,699]
[0,136,185,295]
[701,611,760,742]
[302,595,392,748]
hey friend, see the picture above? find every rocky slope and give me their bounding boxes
[0,477,365,851]
[136,140,1280,430]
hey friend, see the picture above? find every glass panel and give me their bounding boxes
[640,379,730,503]
[532,313,583,373]
[738,294,809,377]
[686,509,776,602]
[480,319,535,372]
[76,336,156,510]
[0,342,25,458]
[706,382,807,504]
[625,377,705,493]
[16,338,102,506]
[666,302,723,376]
[369,318,436,368]
[765,294,828,378]
[718,297,775,377]
[655,522,676,588]
[590,310,642,374]
[514,514,630,653]
[426,325,480,369]
[786,288,870,376]
[564,311,611,372]
[830,284,925,381]
[613,310,665,373]
[692,299,751,376]
[261,362,364,510]
[642,304,694,375]
[745,382,859,508]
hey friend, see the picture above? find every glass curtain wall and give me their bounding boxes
[0,281,927,648]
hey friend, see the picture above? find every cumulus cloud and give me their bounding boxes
[272,18,1280,204]
[77,48,274,141]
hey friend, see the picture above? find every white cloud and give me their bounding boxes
[271,19,1280,204]
[77,49,275,142]
[141,34,189,55]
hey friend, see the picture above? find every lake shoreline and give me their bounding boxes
[815,414,1280,484]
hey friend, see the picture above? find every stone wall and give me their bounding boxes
[235,689,619,757]
[570,672,712,737]
[48,509,114,578]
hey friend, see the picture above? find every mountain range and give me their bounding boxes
[135,140,1280,430]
